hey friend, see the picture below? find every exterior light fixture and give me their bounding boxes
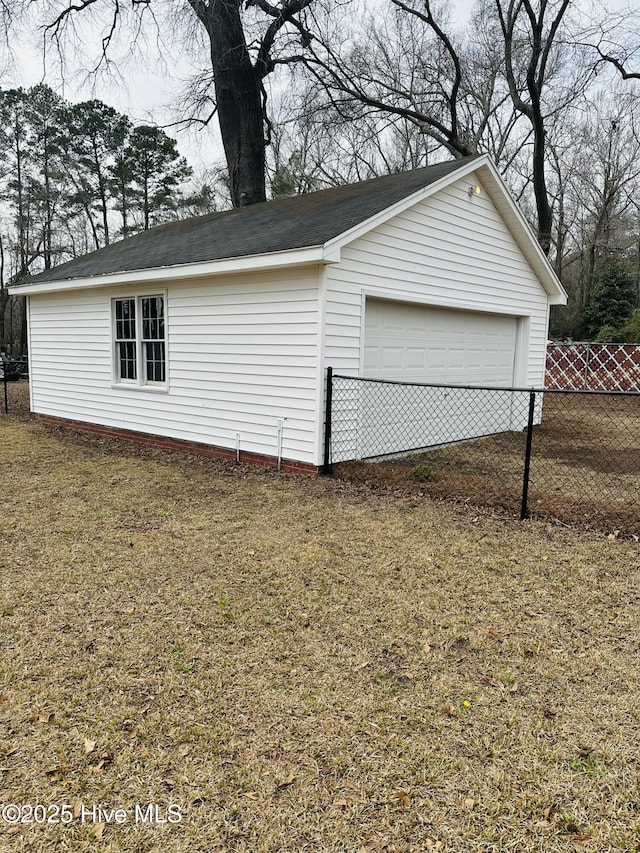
[468,185,481,197]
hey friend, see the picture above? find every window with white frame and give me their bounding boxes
[113,295,166,386]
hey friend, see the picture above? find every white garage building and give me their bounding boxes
[12,154,566,472]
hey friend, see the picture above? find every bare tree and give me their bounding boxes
[302,0,594,255]
[302,0,479,159]
[5,0,318,207]
[576,8,640,81]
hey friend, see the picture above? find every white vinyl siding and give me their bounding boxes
[25,170,557,470]
[28,268,320,465]
[323,174,550,387]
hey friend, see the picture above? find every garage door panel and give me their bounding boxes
[406,348,427,369]
[357,298,519,458]
[364,298,517,386]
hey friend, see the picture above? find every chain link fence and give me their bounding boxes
[324,369,640,535]
[1,361,29,415]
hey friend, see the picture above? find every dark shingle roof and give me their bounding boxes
[27,156,479,284]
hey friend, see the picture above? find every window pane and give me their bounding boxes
[142,297,164,341]
[118,341,137,380]
[115,296,165,385]
[115,299,136,341]
[145,341,165,382]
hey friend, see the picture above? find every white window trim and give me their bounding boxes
[111,292,169,391]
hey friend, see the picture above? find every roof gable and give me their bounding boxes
[327,155,565,304]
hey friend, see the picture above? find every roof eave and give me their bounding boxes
[9,245,332,296]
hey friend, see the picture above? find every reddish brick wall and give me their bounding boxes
[35,414,320,475]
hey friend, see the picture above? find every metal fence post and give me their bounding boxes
[583,342,591,390]
[520,390,537,520]
[322,366,333,475]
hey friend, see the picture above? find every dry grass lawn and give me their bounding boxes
[1,393,640,851]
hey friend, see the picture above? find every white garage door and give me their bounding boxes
[364,298,517,385]
[351,299,520,458]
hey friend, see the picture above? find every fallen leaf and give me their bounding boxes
[509,682,520,693]
[276,774,296,790]
[92,822,106,840]
[179,744,191,757]
[139,746,150,758]
[38,712,54,724]
[333,798,349,807]
[45,764,70,777]
[84,739,96,755]
[464,797,475,810]
[443,704,457,717]
[95,752,113,771]
[243,791,260,801]
[389,789,410,805]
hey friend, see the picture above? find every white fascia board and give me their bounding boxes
[9,245,332,296]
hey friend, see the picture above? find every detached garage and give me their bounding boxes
[11,154,566,471]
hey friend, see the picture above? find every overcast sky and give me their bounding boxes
[2,0,621,175]
[2,0,484,174]
[3,6,221,174]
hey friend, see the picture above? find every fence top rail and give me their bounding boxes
[330,373,640,397]
[547,341,640,342]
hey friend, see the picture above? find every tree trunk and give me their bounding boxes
[531,111,553,256]
[93,138,110,245]
[192,1,266,207]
